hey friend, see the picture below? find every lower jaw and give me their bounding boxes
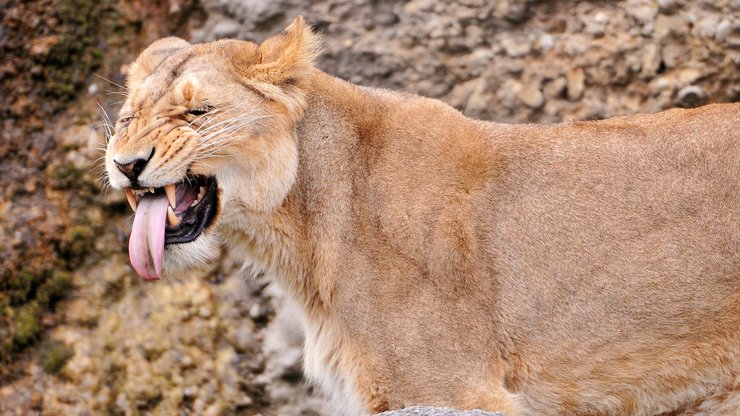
[164,177,219,245]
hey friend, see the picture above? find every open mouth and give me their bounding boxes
[124,175,219,280]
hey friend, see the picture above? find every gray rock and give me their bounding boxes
[494,0,530,22]
[211,19,242,39]
[653,14,688,38]
[676,85,707,108]
[377,407,504,416]
[566,67,585,101]
[640,43,662,77]
[516,82,545,109]
[661,43,688,69]
[715,19,732,42]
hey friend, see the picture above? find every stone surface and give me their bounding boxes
[676,85,708,108]
[1,1,738,415]
[378,407,504,416]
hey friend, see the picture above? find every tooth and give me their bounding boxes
[126,189,137,212]
[167,206,180,227]
[190,199,199,208]
[165,184,177,208]
[198,186,205,201]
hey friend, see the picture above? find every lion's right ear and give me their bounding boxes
[236,16,321,117]
[127,37,190,90]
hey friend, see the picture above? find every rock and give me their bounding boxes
[228,320,259,352]
[29,35,59,56]
[692,14,719,38]
[676,85,707,108]
[566,67,585,101]
[494,1,530,22]
[211,19,242,38]
[500,36,531,58]
[653,14,688,38]
[448,77,490,117]
[516,82,545,109]
[377,407,504,416]
[715,19,732,42]
[626,0,657,25]
[661,43,688,68]
[640,43,662,77]
[586,12,609,36]
[536,33,555,52]
[544,76,567,99]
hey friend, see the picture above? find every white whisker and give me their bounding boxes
[94,73,128,91]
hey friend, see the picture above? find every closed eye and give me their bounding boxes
[188,109,208,116]
[117,115,133,128]
[187,105,213,117]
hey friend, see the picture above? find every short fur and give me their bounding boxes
[105,17,740,416]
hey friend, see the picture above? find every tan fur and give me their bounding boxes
[106,17,740,416]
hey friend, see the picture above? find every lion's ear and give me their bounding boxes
[240,16,321,116]
[252,16,320,84]
[127,37,190,90]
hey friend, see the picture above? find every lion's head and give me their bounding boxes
[105,17,319,279]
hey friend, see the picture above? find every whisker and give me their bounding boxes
[94,73,128,91]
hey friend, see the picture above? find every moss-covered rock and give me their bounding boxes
[47,161,86,191]
[41,0,110,100]
[5,271,36,305]
[60,225,95,260]
[0,269,73,366]
[14,302,42,346]
[0,0,116,374]
[37,271,74,307]
[39,340,75,374]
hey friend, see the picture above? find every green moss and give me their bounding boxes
[39,340,74,374]
[13,302,41,346]
[5,271,36,305]
[37,271,73,307]
[61,225,95,259]
[0,0,123,373]
[47,162,84,190]
[40,0,111,100]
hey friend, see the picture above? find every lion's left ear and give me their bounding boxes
[241,16,321,116]
[128,37,190,90]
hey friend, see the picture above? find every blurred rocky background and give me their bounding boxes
[0,0,738,414]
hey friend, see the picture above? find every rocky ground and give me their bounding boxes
[1,0,738,415]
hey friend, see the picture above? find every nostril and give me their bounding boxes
[113,148,154,183]
[115,160,137,174]
[114,157,148,180]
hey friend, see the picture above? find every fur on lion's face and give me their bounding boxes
[104,17,319,279]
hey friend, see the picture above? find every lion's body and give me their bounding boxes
[283,74,740,415]
[106,18,739,415]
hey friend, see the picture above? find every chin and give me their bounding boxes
[161,232,222,279]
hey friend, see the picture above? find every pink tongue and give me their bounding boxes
[129,193,169,280]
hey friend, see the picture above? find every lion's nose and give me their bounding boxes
[114,155,150,185]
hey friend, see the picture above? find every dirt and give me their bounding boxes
[0,0,738,415]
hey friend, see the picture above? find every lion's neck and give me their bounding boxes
[228,72,379,316]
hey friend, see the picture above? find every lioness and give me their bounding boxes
[105,17,739,416]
